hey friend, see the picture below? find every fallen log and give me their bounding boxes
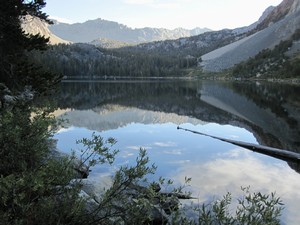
[177,126,300,164]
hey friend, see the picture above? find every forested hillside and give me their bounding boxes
[31,43,198,78]
[32,26,300,79]
[31,28,249,78]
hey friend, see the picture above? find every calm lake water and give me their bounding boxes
[54,80,300,224]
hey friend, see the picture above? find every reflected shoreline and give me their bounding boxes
[56,80,300,152]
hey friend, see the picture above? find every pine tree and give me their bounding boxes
[0,0,60,94]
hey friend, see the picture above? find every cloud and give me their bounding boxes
[151,2,180,9]
[126,145,152,150]
[154,141,177,147]
[122,0,188,9]
[168,160,191,164]
[172,148,300,224]
[121,152,135,158]
[123,0,154,4]
[163,149,183,155]
[56,127,74,134]
[228,134,240,139]
[126,146,141,150]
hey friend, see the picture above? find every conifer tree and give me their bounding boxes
[0,0,60,94]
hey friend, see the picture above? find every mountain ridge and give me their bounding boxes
[48,18,211,44]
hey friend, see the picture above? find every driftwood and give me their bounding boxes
[177,126,300,164]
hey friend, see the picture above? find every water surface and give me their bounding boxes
[54,80,300,224]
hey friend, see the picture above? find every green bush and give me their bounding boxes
[172,187,283,225]
[0,106,54,176]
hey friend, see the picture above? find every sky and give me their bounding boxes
[44,0,283,30]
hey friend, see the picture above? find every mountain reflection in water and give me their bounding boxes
[54,80,300,225]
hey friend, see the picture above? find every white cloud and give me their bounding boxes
[123,0,154,4]
[56,127,74,134]
[126,145,152,150]
[163,149,183,155]
[168,160,191,164]
[126,146,141,150]
[228,135,240,139]
[151,2,180,9]
[122,153,135,158]
[217,148,245,158]
[173,149,300,224]
[154,141,177,147]
[123,0,187,9]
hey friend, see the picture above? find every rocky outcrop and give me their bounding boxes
[21,15,69,44]
[256,0,295,30]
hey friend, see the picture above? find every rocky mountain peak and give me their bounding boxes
[48,18,211,44]
[21,15,69,44]
[256,0,298,30]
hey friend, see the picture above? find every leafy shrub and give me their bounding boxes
[171,186,283,225]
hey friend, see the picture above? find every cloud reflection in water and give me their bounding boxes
[54,121,300,224]
[173,148,300,225]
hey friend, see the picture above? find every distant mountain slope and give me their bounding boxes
[125,29,246,58]
[120,3,275,60]
[200,0,300,72]
[48,18,211,44]
[21,16,69,44]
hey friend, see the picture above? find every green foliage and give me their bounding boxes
[89,149,157,224]
[172,186,284,225]
[0,106,54,176]
[0,99,91,224]
[0,162,86,225]
[77,132,119,167]
[235,187,283,224]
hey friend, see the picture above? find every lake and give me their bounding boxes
[54,80,300,224]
